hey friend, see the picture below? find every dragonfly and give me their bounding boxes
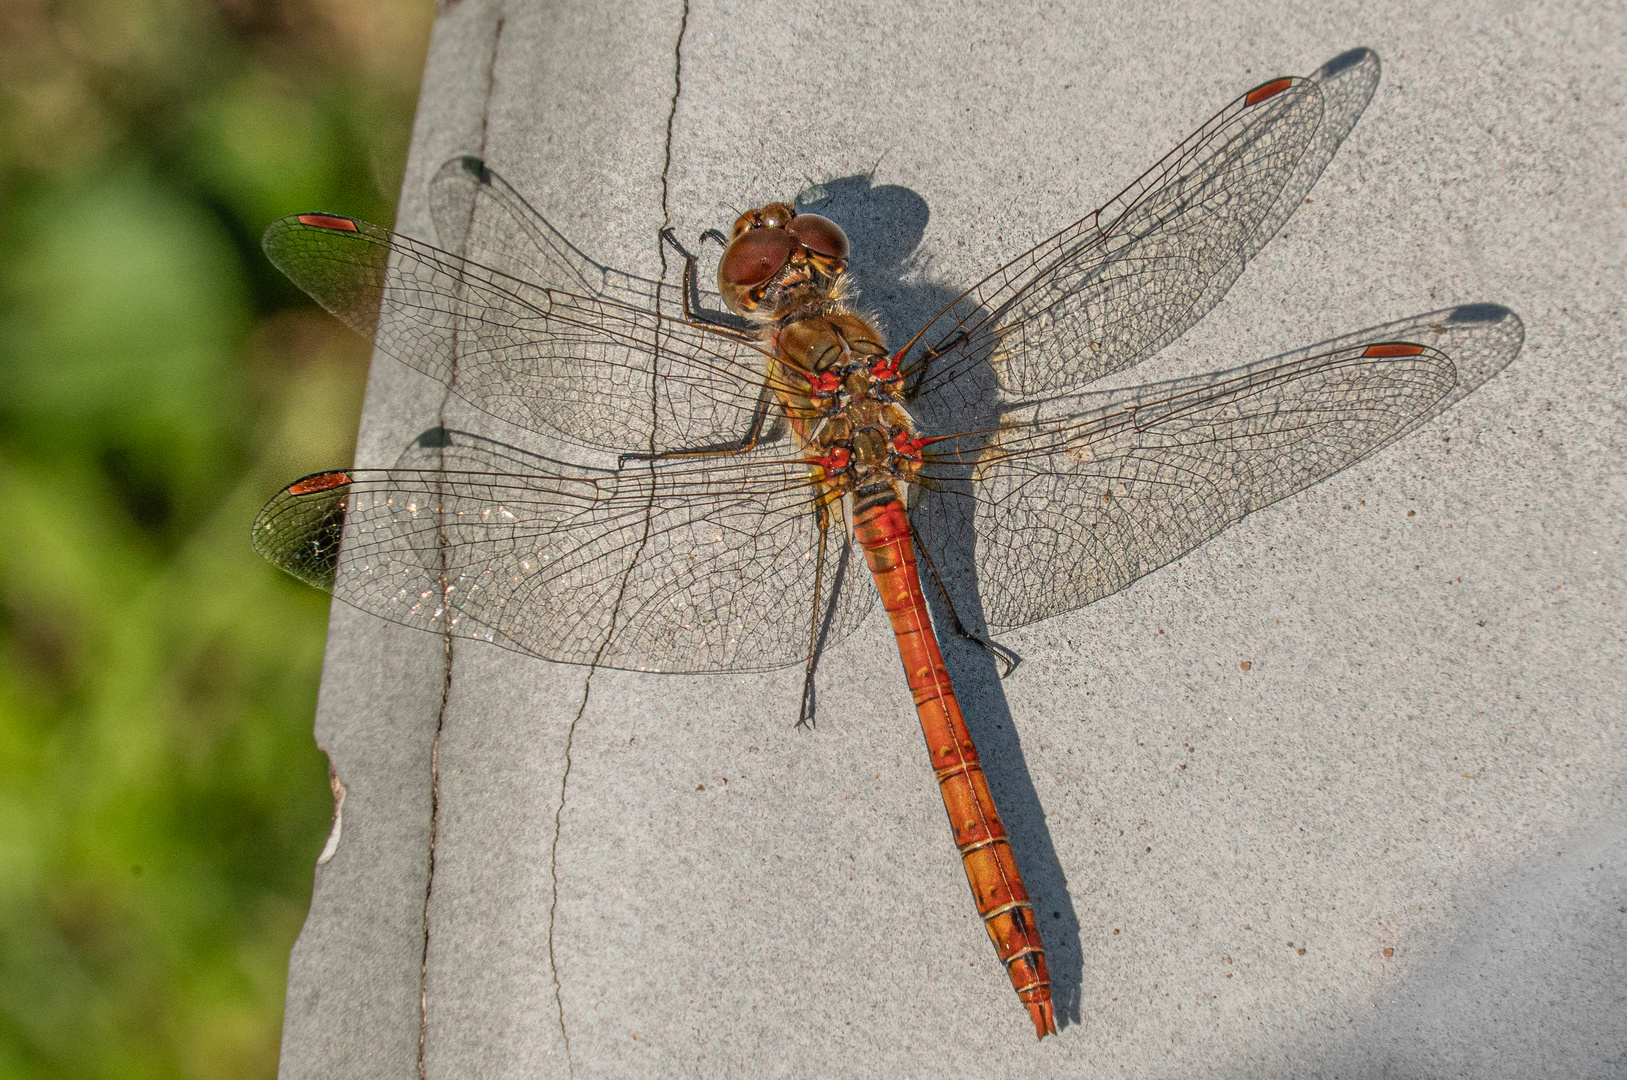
[252,52,1519,1038]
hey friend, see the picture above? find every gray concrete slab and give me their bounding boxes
[280,1,1626,1077]
[276,4,504,1079]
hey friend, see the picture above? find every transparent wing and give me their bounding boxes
[900,69,1357,425]
[261,208,786,457]
[915,303,1523,632]
[251,431,874,674]
[428,156,745,323]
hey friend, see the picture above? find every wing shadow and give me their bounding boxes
[892,49,1506,1028]
[395,49,1443,1029]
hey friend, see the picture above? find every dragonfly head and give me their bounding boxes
[718,203,849,319]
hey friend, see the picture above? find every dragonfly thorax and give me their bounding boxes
[768,304,921,483]
[799,372,926,506]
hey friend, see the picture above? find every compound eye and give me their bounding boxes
[718,227,795,290]
[787,214,849,260]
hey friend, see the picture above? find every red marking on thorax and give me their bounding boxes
[804,369,842,397]
[813,446,851,472]
[1245,78,1293,106]
[297,214,360,232]
[1362,342,1425,358]
[289,471,353,495]
[871,351,904,382]
[891,431,929,460]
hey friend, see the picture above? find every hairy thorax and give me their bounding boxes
[768,298,927,500]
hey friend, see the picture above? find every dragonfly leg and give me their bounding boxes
[796,504,834,729]
[659,227,752,337]
[616,386,774,467]
[611,230,777,469]
[900,330,968,399]
[909,518,1021,678]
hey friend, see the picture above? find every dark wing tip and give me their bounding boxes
[431,154,493,190]
[1317,47,1376,79]
[252,472,352,592]
[1446,302,1516,325]
[456,155,491,182]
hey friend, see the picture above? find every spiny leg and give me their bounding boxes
[614,230,781,466]
[909,517,1020,677]
[615,385,775,466]
[900,330,968,400]
[659,226,750,335]
[797,500,834,729]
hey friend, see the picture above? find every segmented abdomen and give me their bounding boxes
[851,496,1057,1039]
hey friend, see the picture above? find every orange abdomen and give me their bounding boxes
[851,497,1057,1039]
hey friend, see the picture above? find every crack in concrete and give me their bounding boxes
[546,677,587,1074]
[417,634,453,1080]
[417,10,505,1080]
[661,0,690,226]
[544,4,691,1071]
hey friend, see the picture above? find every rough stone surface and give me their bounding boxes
[279,1,1627,1077]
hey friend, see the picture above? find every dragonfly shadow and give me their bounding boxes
[915,508,1089,1023]
[921,301,1523,1030]
[365,53,1481,1027]
[794,172,1091,1024]
[393,424,618,479]
[795,173,944,335]
[779,49,1510,1026]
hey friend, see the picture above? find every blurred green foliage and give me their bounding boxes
[0,1,430,1076]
